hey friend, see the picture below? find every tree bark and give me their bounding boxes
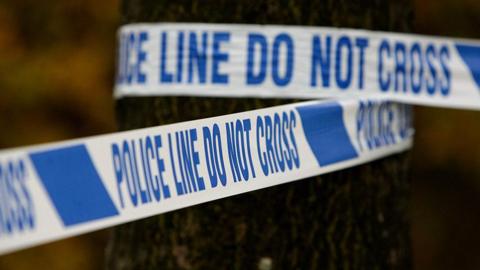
[106,1,413,269]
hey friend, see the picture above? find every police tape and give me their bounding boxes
[0,98,412,254]
[115,23,480,110]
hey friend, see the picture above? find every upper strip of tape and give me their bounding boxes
[115,23,480,110]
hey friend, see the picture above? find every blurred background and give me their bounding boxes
[0,0,479,269]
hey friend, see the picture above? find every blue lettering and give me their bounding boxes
[425,44,437,95]
[246,33,268,85]
[273,113,285,172]
[394,42,407,92]
[355,38,369,89]
[335,36,353,89]
[264,115,278,173]
[256,116,269,176]
[188,32,208,84]
[272,33,294,86]
[378,40,391,91]
[226,119,255,182]
[212,32,230,84]
[136,31,148,84]
[131,140,148,204]
[281,112,293,170]
[160,32,173,83]
[226,122,241,182]
[203,126,217,187]
[0,159,35,236]
[111,143,125,208]
[176,32,184,82]
[139,138,152,203]
[168,133,184,196]
[311,35,332,87]
[289,111,300,168]
[146,137,159,201]
[439,45,451,96]
[126,33,135,84]
[409,43,423,94]
[256,111,300,177]
[243,119,256,179]
[212,124,227,186]
[235,120,249,180]
[122,141,138,206]
[177,131,195,193]
[189,129,205,191]
[356,101,397,152]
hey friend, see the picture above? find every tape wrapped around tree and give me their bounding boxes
[106,1,413,269]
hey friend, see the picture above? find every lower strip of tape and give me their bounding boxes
[0,98,413,254]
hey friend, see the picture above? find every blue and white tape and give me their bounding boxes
[0,98,412,254]
[115,23,480,110]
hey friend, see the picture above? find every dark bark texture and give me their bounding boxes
[106,1,413,269]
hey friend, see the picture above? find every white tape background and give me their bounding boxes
[0,98,412,255]
[115,23,480,110]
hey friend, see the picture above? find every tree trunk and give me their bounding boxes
[106,1,413,269]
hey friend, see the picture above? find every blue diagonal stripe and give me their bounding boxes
[29,145,118,227]
[296,102,358,166]
[455,43,480,89]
